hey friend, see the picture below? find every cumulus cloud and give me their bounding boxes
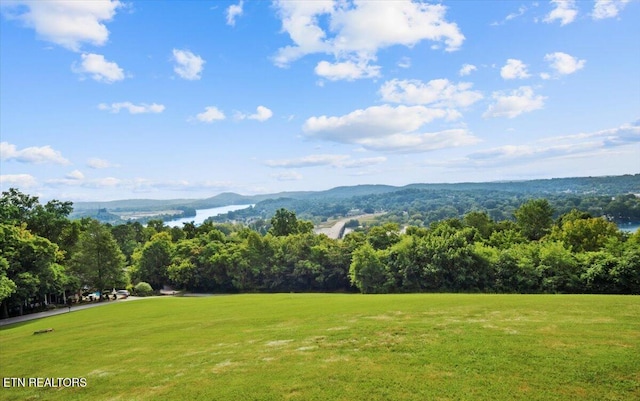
[315,59,381,81]
[0,174,37,188]
[592,0,631,19]
[544,0,578,25]
[65,170,85,180]
[273,0,464,80]
[172,49,205,80]
[87,158,114,169]
[2,0,121,51]
[379,79,483,108]
[98,102,165,114]
[544,52,585,76]
[360,129,480,153]
[226,0,243,26]
[249,106,273,121]
[304,105,460,143]
[1,142,70,165]
[266,154,387,168]
[196,106,226,123]
[483,86,546,119]
[459,64,477,76]
[72,53,125,83]
[302,105,477,153]
[500,59,530,80]
[236,106,274,122]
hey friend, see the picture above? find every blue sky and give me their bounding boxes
[1,0,639,202]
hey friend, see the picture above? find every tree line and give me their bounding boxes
[1,189,639,317]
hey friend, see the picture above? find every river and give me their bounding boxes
[165,204,252,227]
[618,223,640,234]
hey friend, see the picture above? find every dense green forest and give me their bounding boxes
[1,183,639,318]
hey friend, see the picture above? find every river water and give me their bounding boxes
[619,223,640,234]
[165,204,252,227]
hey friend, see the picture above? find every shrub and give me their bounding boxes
[134,282,154,296]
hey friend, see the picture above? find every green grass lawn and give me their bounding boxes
[1,294,639,400]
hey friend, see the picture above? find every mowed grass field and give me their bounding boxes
[1,294,639,401]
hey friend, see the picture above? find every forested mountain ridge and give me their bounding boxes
[70,174,640,224]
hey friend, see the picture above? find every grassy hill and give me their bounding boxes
[1,294,638,400]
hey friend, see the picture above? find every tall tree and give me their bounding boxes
[515,199,554,241]
[131,232,173,290]
[269,208,303,236]
[349,243,390,294]
[0,223,66,316]
[69,220,126,297]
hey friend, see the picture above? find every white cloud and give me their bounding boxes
[544,0,578,26]
[248,106,273,122]
[273,0,464,80]
[1,142,70,165]
[98,102,165,114]
[379,79,483,108]
[272,171,303,181]
[0,174,37,188]
[459,64,477,76]
[544,52,585,75]
[357,129,480,153]
[483,86,546,119]
[87,158,114,169]
[66,170,85,180]
[196,106,226,123]
[2,0,122,51]
[304,105,460,143]
[172,49,205,80]
[397,57,411,69]
[500,59,530,80]
[302,105,476,153]
[315,59,381,81]
[235,106,273,122]
[226,1,243,26]
[266,154,349,168]
[266,154,387,168]
[592,0,630,20]
[72,53,125,83]
[491,4,534,25]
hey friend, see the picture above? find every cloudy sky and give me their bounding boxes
[1,0,638,202]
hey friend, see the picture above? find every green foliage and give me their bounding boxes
[2,189,640,320]
[515,199,554,240]
[0,223,67,316]
[269,208,299,236]
[550,213,622,252]
[349,243,390,293]
[0,256,17,303]
[69,219,127,294]
[134,281,154,296]
[131,232,173,290]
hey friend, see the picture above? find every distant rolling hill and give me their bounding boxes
[70,174,640,223]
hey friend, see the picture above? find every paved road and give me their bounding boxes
[0,297,145,327]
